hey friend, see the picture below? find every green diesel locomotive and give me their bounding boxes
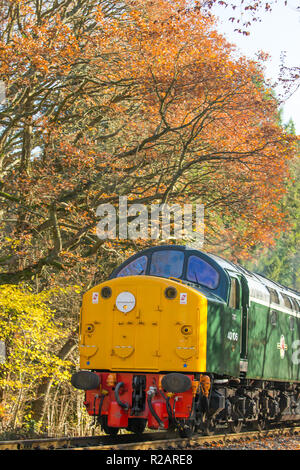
[73,245,300,436]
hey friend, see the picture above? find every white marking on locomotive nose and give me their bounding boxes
[180,293,187,304]
[116,291,136,313]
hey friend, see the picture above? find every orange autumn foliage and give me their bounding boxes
[0,0,297,287]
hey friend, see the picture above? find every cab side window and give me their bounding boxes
[117,255,147,277]
[292,298,300,313]
[229,278,240,309]
[282,294,292,310]
[186,256,220,289]
[268,287,279,304]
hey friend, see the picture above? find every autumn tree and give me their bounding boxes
[246,156,300,290]
[0,0,297,431]
[0,0,296,279]
[0,284,78,432]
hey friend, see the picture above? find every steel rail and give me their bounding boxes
[0,431,172,450]
[0,426,299,450]
[71,426,300,450]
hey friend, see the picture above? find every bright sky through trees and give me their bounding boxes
[212,0,300,134]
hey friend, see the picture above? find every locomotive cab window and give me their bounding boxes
[149,250,184,279]
[186,256,219,289]
[228,277,240,309]
[117,255,147,277]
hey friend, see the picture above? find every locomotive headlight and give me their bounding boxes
[101,286,112,298]
[116,291,136,313]
[164,286,177,299]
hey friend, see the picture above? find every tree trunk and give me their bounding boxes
[31,330,78,426]
[20,90,33,175]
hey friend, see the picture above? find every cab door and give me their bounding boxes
[240,275,250,361]
[222,274,243,376]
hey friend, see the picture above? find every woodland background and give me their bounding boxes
[0,0,299,438]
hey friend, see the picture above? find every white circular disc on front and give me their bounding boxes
[116,291,136,313]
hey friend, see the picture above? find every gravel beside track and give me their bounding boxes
[188,435,300,450]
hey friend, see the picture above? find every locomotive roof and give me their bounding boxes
[111,244,300,302]
[207,251,300,300]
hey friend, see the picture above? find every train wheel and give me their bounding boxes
[101,415,119,436]
[252,418,266,431]
[126,418,147,435]
[229,420,243,433]
[178,419,195,438]
[202,417,215,436]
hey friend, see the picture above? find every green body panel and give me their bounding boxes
[246,300,300,382]
[109,245,300,383]
[206,298,241,377]
[205,296,300,383]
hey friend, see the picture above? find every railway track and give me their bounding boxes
[0,430,173,450]
[0,425,299,450]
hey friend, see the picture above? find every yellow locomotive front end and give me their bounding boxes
[72,274,208,436]
[79,275,207,373]
[71,245,300,436]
